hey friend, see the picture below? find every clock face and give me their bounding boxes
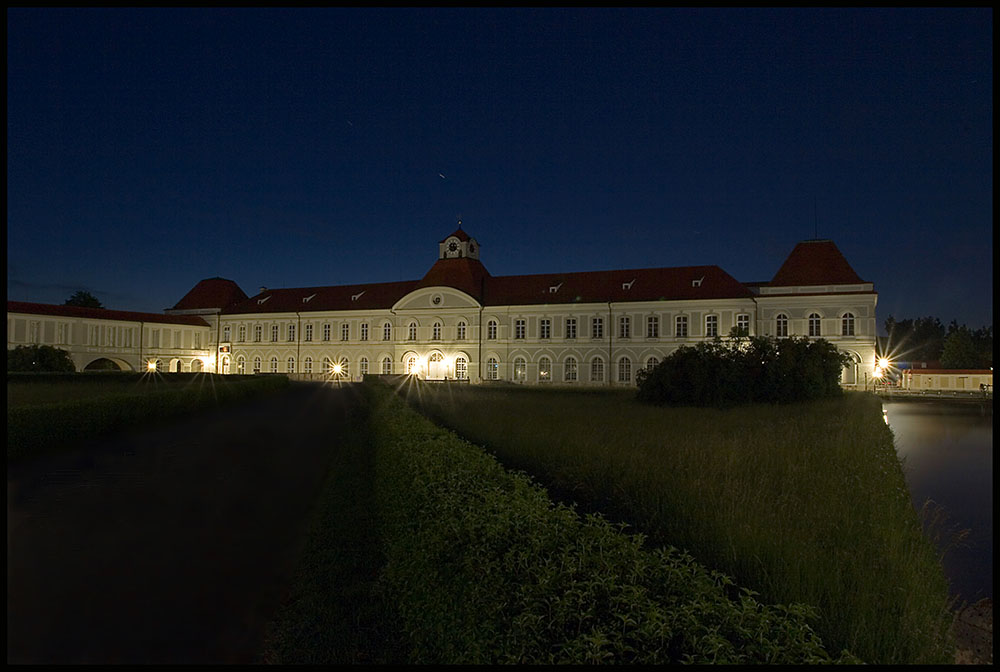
[448,241,458,253]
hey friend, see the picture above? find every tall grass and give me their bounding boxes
[403,383,955,665]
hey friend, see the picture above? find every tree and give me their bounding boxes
[8,345,77,372]
[883,315,945,363]
[65,291,103,308]
[940,325,992,369]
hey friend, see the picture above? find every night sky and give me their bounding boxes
[7,8,993,332]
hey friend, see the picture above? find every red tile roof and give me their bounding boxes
[171,277,248,311]
[416,257,491,299]
[440,227,471,242]
[222,280,419,315]
[769,240,865,286]
[7,301,210,327]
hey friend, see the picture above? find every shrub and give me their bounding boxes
[7,345,76,372]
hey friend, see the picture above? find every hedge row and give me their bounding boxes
[7,375,290,462]
[366,382,857,664]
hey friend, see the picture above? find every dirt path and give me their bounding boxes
[7,382,358,664]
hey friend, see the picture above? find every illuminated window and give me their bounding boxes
[287,356,295,373]
[457,321,466,340]
[775,314,788,338]
[486,357,499,380]
[360,323,368,341]
[223,326,231,342]
[645,356,659,370]
[736,314,750,336]
[591,357,604,382]
[341,323,349,341]
[360,357,369,376]
[304,324,313,341]
[304,357,313,374]
[455,356,467,379]
[675,315,688,337]
[487,320,497,340]
[406,356,417,374]
[253,357,261,374]
[647,316,659,338]
[408,322,417,341]
[323,323,331,341]
[254,325,262,342]
[271,325,278,342]
[288,324,296,342]
[237,356,246,374]
[540,319,551,339]
[515,319,526,339]
[383,322,392,341]
[338,358,350,378]
[565,356,578,381]
[539,357,551,381]
[842,313,855,336]
[592,317,603,339]
[270,356,278,373]
[238,325,246,342]
[808,313,821,337]
[618,357,632,383]
[382,356,392,374]
[619,316,630,339]
[432,322,441,340]
[706,315,718,338]
[566,318,577,339]
[513,357,527,381]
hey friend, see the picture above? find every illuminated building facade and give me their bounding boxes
[8,228,878,386]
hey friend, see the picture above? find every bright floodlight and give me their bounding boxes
[332,363,343,375]
[878,357,890,370]
[147,361,157,371]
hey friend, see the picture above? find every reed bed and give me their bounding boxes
[403,383,955,665]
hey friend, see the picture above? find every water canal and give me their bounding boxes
[883,399,992,605]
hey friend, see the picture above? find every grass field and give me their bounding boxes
[7,371,261,407]
[400,381,955,665]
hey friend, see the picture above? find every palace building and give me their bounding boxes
[7,227,878,386]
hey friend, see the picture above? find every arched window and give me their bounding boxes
[237,355,245,374]
[808,313,821,337]
[455,356,468,379]
[408,322,417,341]
[383,322,392,341]
[486,357,499,380]
[775,313,789,338]
[304,357,313,374]
[324,356,333,374]
[221,355,230,374]
[253,357,262,374]
[538,356,551,382]
[191,358,203,372]
[270,356,278,373]
[382,356,392,375]
[154,359,163,372]
[406,355,417,375]
[457,321,467,340]
[360,357,369,376]
[645,356,659,370]
[591,357,604,382]
[487,320,497,340]
[618,357,632,383]
[287,356,295,373]
[564,357,578,382]
[338,358,350,378]
[842,313,855,336]
[513,357,527,382]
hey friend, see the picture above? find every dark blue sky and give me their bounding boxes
[7,8,993,331]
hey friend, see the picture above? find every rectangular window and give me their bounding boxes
[383,323,392,341]
[238,325,246,342]
[619,316,630,339]
[706,315,718,338]
[515,319,526,339]
[647,316,659,338]
[360,323,368,341]
[304,324,313,341]
[222,326,231,342]
[255,325,262,342]
[736,314,750,335]
[288,324,296,342]
[341,323,350,341]
[676,316,688,337]
[487,321,497,340]
[565,318,577,339]
[540,319,551,339]
[270,325,278,342]
[323,323,331,341]
[457,322,466,340]
[592,317,603,339]
[194,332,201,349]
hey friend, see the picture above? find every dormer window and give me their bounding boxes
[622,279,635,290]
[302,293,316,303]
[691,277,704,288]
[351,291,365,302]
[257,295,270,305]
[549,283,563,293]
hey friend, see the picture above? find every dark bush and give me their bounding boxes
[8,345,76,372]
[636,336,850,407]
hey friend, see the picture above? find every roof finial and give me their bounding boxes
[457,216,462,231]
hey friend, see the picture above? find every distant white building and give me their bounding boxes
[900,369,993,392]
[8,227,878,386]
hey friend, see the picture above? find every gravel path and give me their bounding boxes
[7,382,357,664]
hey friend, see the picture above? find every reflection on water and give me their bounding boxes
[884,400,992,604]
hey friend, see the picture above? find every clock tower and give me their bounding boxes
[438,222,480,261]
